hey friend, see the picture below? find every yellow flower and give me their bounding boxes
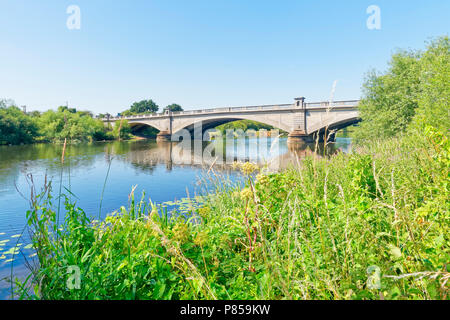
[194,230,209,246]
[198,206,211,219]
[256,173,269,186]
[240,162,259,175]
[240,188,253,200]
[231,161,241,170]
[172,223,189,243]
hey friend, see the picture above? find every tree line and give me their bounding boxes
[0,100,185,145]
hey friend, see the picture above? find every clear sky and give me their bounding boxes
[0,0,449,115]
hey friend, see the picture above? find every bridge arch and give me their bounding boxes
[127,122,163,138]
[171,114,292,137]
[308,116,361,135]
[128,121,164,131]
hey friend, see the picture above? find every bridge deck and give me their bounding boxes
[102,100,359,121]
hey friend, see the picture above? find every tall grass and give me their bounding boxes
[14,126,449,300]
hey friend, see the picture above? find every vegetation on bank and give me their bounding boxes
[353,36,449,143]
[9,36,449,300]
[0,104,118,145]
[215,120,275,135]
[0,102,38,145]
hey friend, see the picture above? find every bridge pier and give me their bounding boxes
[156,131,172,142]
[287,130,314,144]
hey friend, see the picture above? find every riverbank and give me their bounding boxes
[14,126,448,300]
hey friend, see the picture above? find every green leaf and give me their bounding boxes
[434,234,444,247]
[387,244,402,259]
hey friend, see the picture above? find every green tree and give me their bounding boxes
[29,110,41,118]
[353,50,422,143]
[58,105,77,114]
[0,105,38,145]
[215,120,274,134]
[163,104,183,112]
[78,110,94,118]
[37,108,108,142]
[411,36,450,134]
[112,119,132,140]
[129,99,159,114]
[353,36,450,143]
[0,99,15,109]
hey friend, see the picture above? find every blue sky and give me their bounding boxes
[0,0,448,114]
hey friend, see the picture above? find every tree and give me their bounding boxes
[36,108,108,143]
[353,36,449,143]
[58,105,77,114]
[113,119,132,140]
[0,106,38,145]
[411,36,450,134]
[78,110,94,118]
[129,99,159,114]
[0,99,15,109]
[163,104,183,113]
[353,50,422,143]
[215,120,274,135]
[29,110,41,118]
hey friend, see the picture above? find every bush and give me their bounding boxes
[36,109,109,143]
[112,119,132,140]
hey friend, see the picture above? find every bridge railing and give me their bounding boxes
[305,100,360,108]
[102,100,359,121]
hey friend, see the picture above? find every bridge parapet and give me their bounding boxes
[102,100,359,122]
[305,100,360,108]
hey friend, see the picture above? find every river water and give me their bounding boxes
[0,137,351,299]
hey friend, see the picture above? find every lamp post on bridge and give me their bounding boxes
[294,97,305,108]
[288,97,312,144]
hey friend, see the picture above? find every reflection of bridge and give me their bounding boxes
[103,98,360,142]
[117,139,345,172]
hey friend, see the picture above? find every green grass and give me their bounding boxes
[14,126,449,300]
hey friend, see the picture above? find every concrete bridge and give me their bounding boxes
[102,97,360,143]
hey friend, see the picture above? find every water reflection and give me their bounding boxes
[104,137,351,172]
[0,138,351,194]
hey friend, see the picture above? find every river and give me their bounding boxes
[0,137,351,299]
